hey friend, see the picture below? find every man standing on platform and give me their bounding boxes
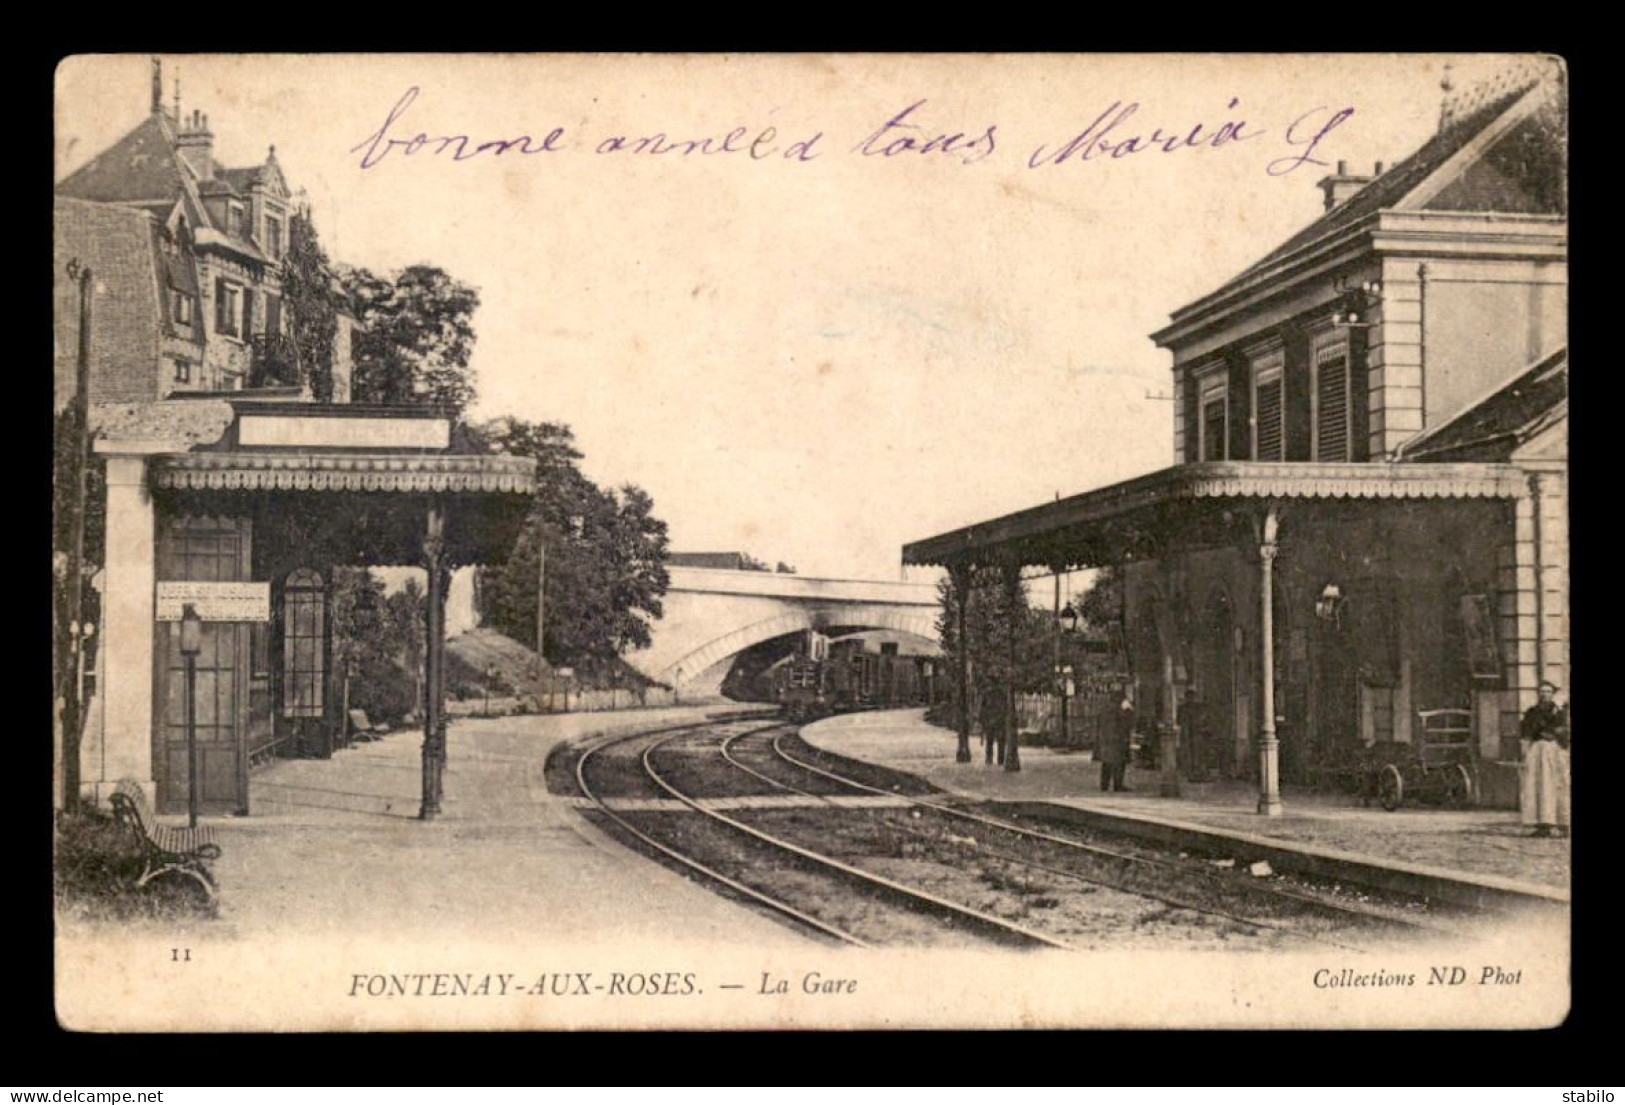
[1519,680,1570,838]
[1100,693,1134,792]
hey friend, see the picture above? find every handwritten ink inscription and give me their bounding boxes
[352,88,1356,178]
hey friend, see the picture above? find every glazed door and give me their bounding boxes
[280,569,332,758]
[155,518,251,815]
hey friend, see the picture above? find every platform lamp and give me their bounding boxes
[179,603,203,829]
[1058,601,1079,745]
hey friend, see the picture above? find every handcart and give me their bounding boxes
[1372,708,1477,811]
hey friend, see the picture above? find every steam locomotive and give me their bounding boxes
[772,635,942,722]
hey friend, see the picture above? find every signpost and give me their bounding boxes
[156,581,271,622]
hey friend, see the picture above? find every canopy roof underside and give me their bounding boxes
[902,461,1528,570]
[150,451,537,569]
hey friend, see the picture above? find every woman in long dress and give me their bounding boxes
[1519,681,1570,838]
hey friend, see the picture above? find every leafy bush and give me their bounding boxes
[348,655,418,727]
[54,809,216,922]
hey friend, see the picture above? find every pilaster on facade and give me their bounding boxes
[1374,260,1429,456]
[87,453,157,805]
[1170,370,1186,465]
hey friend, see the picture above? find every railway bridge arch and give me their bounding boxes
[626,567,941,698]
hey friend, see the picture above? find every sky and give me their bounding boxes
[54,53,1531,582]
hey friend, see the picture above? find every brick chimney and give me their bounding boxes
[1316,160,1382,212]
[176,109,215,181]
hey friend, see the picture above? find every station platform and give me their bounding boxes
[143,703,806,945]
[800,709,1570,907]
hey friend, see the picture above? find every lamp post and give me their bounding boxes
[179,603,203,829]
[484,663,497,717]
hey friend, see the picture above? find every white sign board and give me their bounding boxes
[238,414,450,450]
[155,581,271,622]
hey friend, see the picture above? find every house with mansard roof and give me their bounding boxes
[55,60,357,401]
[54,63,534,822]
[904,61,1567,813]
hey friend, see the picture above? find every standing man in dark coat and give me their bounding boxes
[1100,693,1134,792]
[1520,680,1570,837]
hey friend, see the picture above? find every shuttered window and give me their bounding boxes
[1254,373,1284,460]
[1195,367,1228,461]
[1250,345,1285,461]
[1202,398,1226,460]
[1315,347,1351,461]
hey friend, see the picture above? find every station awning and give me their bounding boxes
[151,451,536,495]
[902,461,1529,570]
[148,450,537,569]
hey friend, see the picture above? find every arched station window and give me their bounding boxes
[283,569,325,719]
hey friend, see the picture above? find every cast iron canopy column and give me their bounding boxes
[950,562,972,764]
[1256,503,1283,816]
[420,501,447,820]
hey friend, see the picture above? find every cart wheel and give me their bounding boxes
[1445,763,1475,809]
[1378,764,1404,811]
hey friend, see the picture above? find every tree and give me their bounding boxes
[1075,565,1126,665]
[342,264,480,416]
[933,566,1055,754]
[388,578,427,720]
[472,419,671,681]
[736,553,796,574]
[278,213,340,401]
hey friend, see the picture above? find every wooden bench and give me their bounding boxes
[107,782,221,903]
[348,709,390,743]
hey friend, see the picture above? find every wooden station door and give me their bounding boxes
[154,516,252,815]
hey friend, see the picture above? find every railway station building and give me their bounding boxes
[904,65,1567,813]
[55,64,536,818]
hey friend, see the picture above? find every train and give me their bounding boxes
[772,635,944,722]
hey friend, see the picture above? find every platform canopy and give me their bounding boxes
[902,460,1529,571]
[103,398,538,569]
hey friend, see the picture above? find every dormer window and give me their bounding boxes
[265,214,283,259]
[1313,336,1352,462]
[215,278,242,337]
[1250,344,1286,461]
[228,202,245,238]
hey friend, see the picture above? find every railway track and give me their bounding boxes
[562,715,1478,951]
[737,727,1470,951]
[572,718,1069,950]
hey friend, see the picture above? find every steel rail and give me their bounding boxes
[745,730,1370,952]
[574,720,871,948]
[643,732,1072,950]
[766,730,1451,944]
[719,729,833,802]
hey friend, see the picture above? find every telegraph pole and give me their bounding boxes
[60,260,93,814]
[535,535,546,707]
